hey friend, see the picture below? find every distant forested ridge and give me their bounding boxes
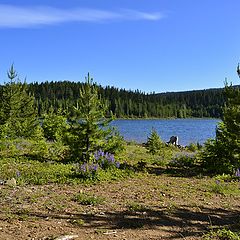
[24,81,224,118]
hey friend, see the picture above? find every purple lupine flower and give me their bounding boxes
[115,161,120,168]
[106,153,115,163]
[92,164,99,171]
[94,149,105,160]
[94,152,100,161]
[110,155,115,163]
[89,164,93,170]
[16,170,21,178]
[235,168,240,178]
[98,149,105,157]
[87,163,99,172]
[80,163,87,172]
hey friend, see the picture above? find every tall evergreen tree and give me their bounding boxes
[0,65,41,139]
[67,73,113,162]
[201,70,240,174]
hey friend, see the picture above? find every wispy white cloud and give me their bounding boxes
[0,4,164,28]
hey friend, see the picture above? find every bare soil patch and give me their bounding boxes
[0,174,239,240]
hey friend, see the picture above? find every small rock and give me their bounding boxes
[103,230,117,235]
[55,235,79,240]
[0,180,5,185]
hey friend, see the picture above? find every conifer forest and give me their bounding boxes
[25,80,224,118]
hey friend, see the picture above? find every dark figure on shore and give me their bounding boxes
[167,136,178,146]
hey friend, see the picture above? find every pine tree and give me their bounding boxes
[0,65,41,139]
[146,128,163,155]
[201,72,240,174]
[67,73,114,162]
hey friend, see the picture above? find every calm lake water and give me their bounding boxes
[111,119,220,146]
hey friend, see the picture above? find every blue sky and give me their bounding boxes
[0,0,239,93]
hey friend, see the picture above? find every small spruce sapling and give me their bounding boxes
[146,128,163,155]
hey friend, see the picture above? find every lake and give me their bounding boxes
[111,119,220,146]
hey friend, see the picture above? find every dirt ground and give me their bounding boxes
[0,174,239,240]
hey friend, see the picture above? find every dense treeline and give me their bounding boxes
[26,81,224,118]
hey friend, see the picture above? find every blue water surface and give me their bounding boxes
[111,119,220,146]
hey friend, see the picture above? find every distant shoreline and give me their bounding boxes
[113,117,220,120]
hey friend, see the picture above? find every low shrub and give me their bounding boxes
[168,152,196,169]
[94,150,120,170]
[200,138,239,175]
[215,174,235,182]
[186,142,202,152]
[0,139,68,162]
[73,150,121,180]
[73,162,99,181]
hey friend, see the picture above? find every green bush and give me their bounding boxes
[168,152,196,169]
[200,137,237,174]
[0,139,69,162]
[186,142,202,152]
[0,155,135,185]
[215,174,234,182]
[42,109,69,142]
[102,128,126,154]
[0,139,47,159]
[46,141,69,162]
[146,129,164,155]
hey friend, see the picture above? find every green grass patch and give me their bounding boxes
[0,155,136,185]
[73,192,105,205]
[0,142,200,186]
[203,228,240,240]
[0,157,74,185]
[127,201,149,212]
[208,179,240,196]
